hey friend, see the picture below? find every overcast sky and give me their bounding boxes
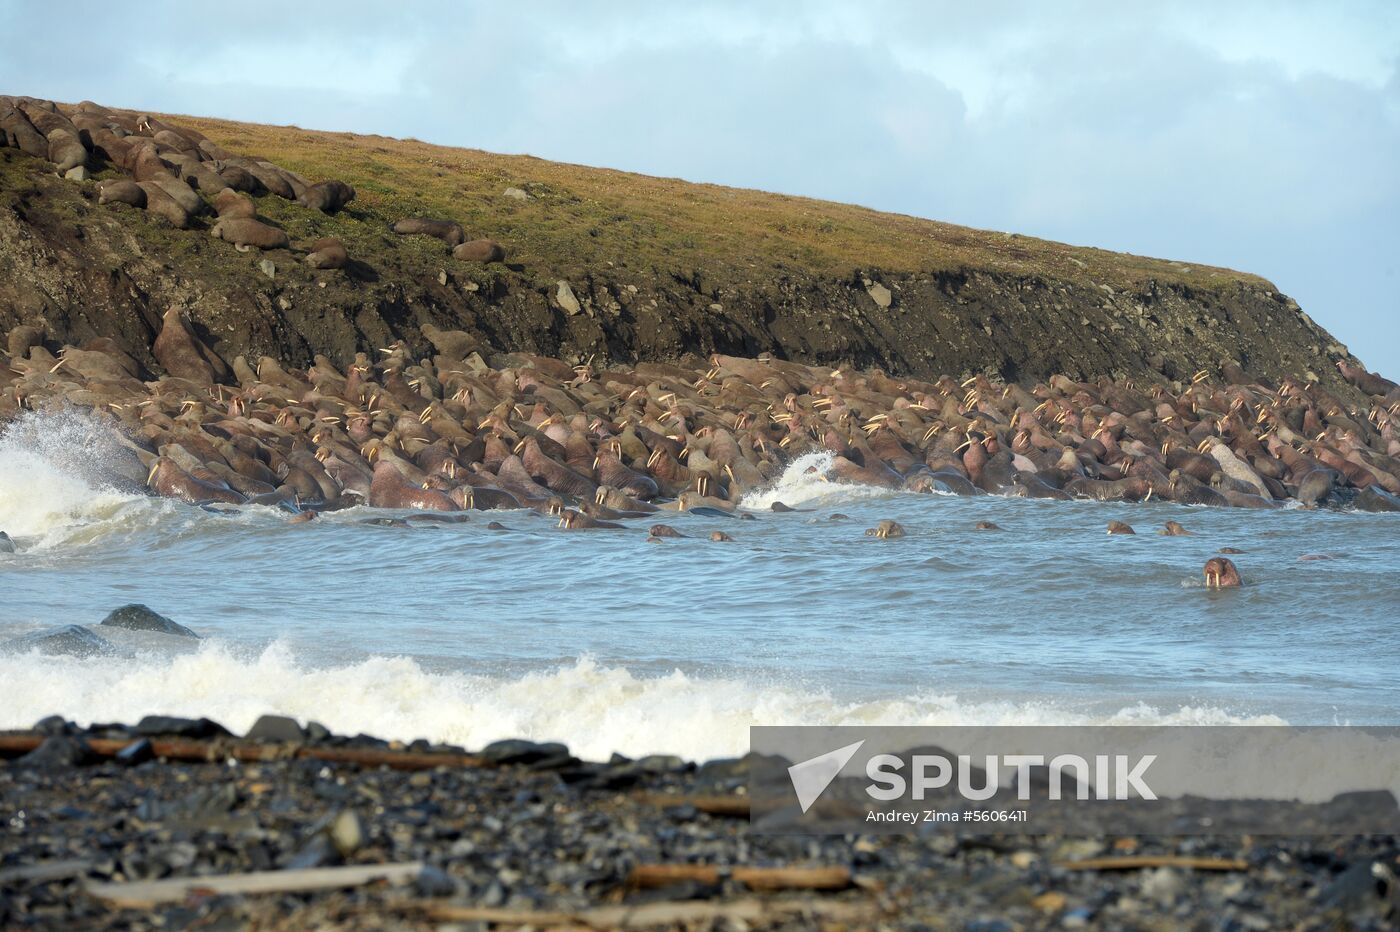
[3,1,1397,375]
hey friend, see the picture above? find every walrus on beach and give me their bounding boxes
[212,188,256,219]
[304,237,348,270]
[452,239,506,263]
[0,102,50,159]
[147,457,245,505]
[97,179,146,208]
[211,218,290,250]
[392,217,465,247]
[46,128,88,174]
[143,172,207,216]
[136,181,191,228]
[368,462,457,511]
[298,180,355,213]
[152,307,228,384]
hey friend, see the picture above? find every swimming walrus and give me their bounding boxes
[392,217,466,247]
[298,180,355,213]
[211,217,290,250]
[304,237,348,270]
[1203,556,1243,589]
[452,239,507,263]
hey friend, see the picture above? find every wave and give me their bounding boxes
[0,643,1288,761]
[739,451,898,510]
[0,409,158,550]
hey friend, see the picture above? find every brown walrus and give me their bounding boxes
[46,128,88,174]
[97,179,146,208]
[304,237,348,270]
[392,217,466,247]
[143,172,207,216]
[1202,557,1243,588]
[136,181,191,228]
[866,519,905,539]
[152,307,228,384]
[212,188,256,219]
[1160,521,1191,536]
[1106,520,1135,535]
[217,164,261,193]
[147,457,245,505]
[452,239,506,263]
[211,218,290,250]
[368,462,457,511]
[298,180,355,213]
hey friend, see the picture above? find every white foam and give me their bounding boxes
[0,410,154,549]
[0,643,1288,762]
[740,451,896,510]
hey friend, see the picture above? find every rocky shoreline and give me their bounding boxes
[2,715,1397,929]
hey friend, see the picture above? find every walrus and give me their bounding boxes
[557,509,622,530]
[1203,557,1242,589]
[136,181,191,228]
[143,172,207,216]
[1106,520,1135,535]
[217,164,261,193]
[452,239,507,263]
[147,457,245,505]
[211,218,290,250]
[1337,361,1398,397]
[164,152,230,193]
[222,158,295,199]
[97,179,146,208]
[710,531,735,542]
[212,188,256,218]
[304,237,348,270]
[46,128,88,174]
[152,307,228,384]
[1160,521,1191,536]
[392,217,466,247]
[298,180,355,213]
[866,519,905,539]
[974,521,1002,530]
[0,103,49,159]
[1355,485,1400,512]
[648,524,686,538]
[368,462,457,511]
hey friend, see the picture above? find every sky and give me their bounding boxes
[2,1,1397,375]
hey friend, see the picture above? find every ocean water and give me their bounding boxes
[2,410,1398,762]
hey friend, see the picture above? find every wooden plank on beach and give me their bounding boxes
[1058,856,1249,872]
[85,862,425,908]
[639,792,751,817]
[627,863,852,891]
[407,897,878,928]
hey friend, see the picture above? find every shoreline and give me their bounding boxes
[4,716,1399,927]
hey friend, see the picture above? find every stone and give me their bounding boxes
[64,166,89,182]
[33,715,75,736]
[1355,485,1400,513]
[258,259,276,279]
[0,530,14,553]
[329,810,364,857]
[115,738,155,766]
[502,187,529,201]
[18,735,98,768]
[133,715,233,739]
[245,714,306,742]
[1,625,114,658]
[99,604,200,639]
[479,739,571,766]
[555,281,581,315]
[866,281,892,308]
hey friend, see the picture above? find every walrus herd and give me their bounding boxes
[0,95,507,269]
[4,308,1400,533]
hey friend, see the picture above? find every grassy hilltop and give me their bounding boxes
[0,104,1353,387]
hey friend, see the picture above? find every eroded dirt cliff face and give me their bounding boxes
[0,148,1356,392]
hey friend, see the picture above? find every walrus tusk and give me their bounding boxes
[146,461,160,485]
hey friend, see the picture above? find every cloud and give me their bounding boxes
[1,1,1396,374]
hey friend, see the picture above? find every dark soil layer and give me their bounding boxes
[2,721,1397,929]
[0,129,1363,395]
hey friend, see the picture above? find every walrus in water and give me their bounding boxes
[1160,521,1191,536]
[710,531,735,542]
[97,179,146,208]
[392,217,466,247]
[298,180,355,213]
[212,218,290,250]
[1106,520,1135,535]
[1203,557,1243,588]
[368,462,457,511]
[974,521,1002,531]
[557,509,622,530]
[304,237,348,270]
[148,458,245,505]
[648,524,686,538]
[866,520,905,539]
[452,239,507,263]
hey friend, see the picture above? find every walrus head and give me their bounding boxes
[866,519,905,539]
[1203,557,1243,588]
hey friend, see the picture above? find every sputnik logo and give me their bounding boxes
[787,740,865,813]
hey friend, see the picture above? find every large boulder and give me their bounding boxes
[1,625,114,658]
